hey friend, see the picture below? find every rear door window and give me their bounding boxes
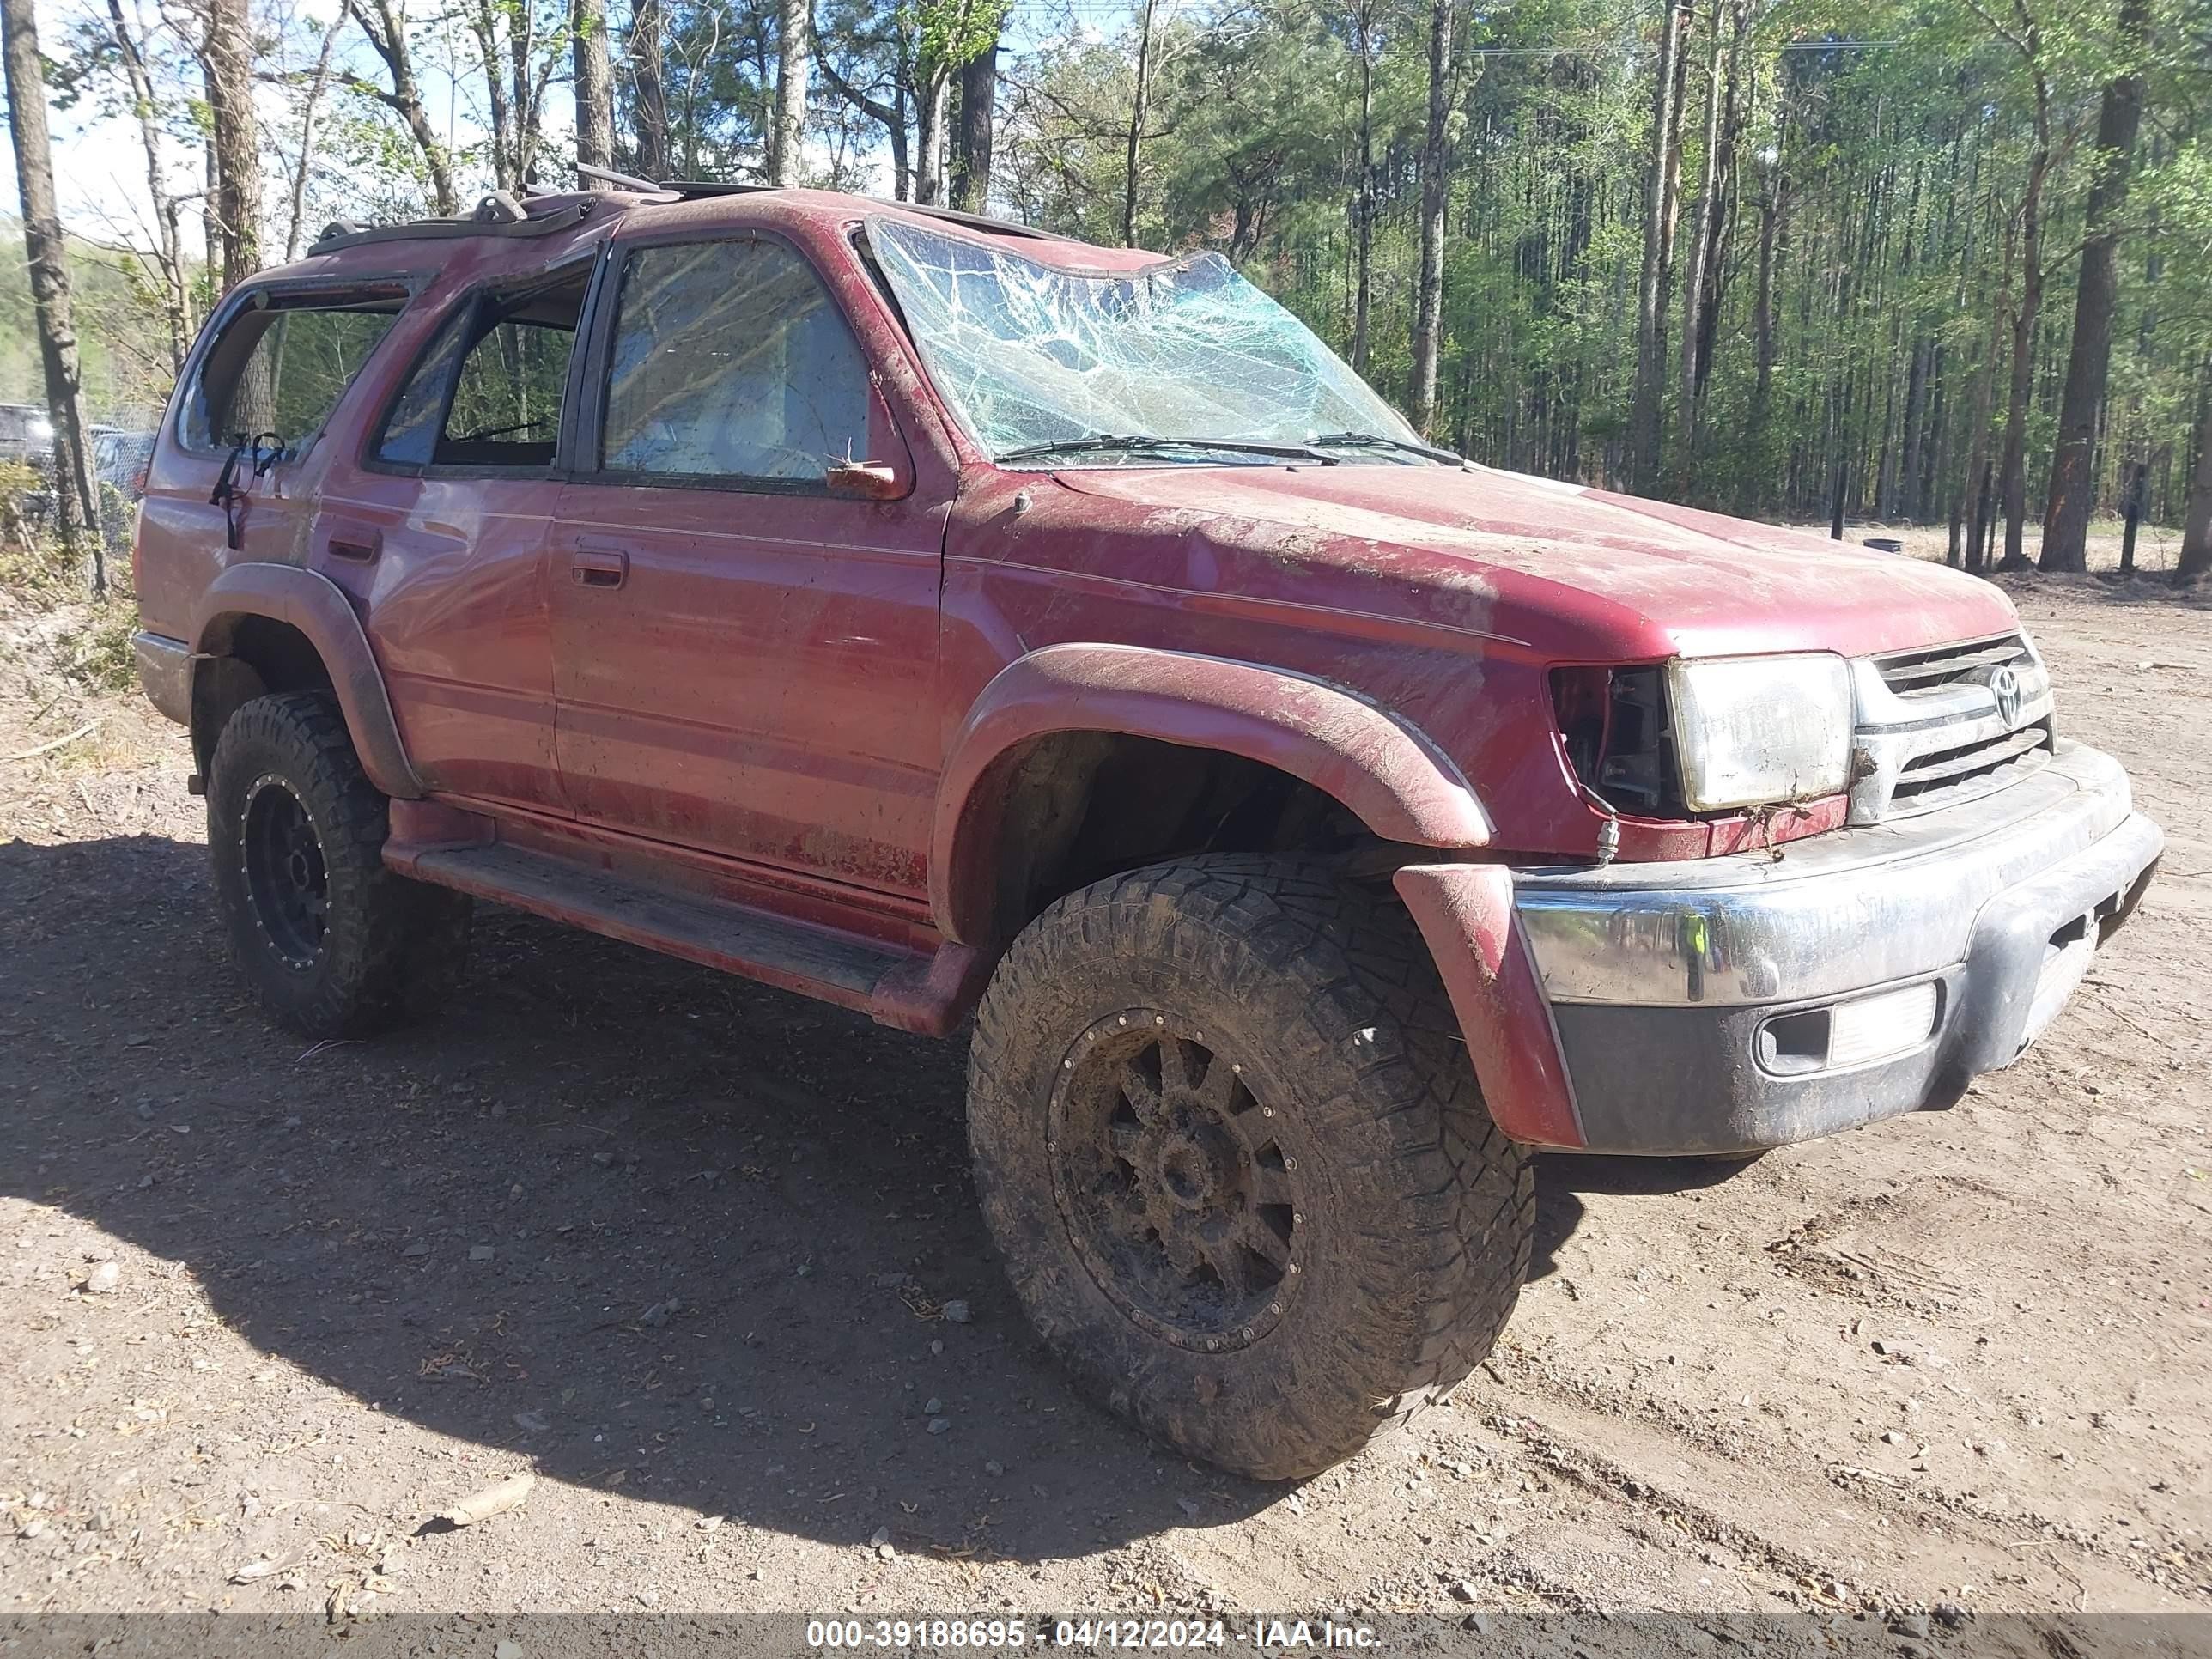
[182,289,408,455]
[374,269,586,472]
[595,239,870,487]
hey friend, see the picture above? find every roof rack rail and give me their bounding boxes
[652,179,1071,241]
[306,195,595,258]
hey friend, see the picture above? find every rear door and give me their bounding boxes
[546,228,947,896]
[313,264,590,812]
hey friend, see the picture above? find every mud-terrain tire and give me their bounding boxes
[967,854,1534,1480]
[207,691,471,1039]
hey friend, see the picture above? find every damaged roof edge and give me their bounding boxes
[305,182,1083,264]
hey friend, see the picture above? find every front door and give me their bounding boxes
[547,232,947,898]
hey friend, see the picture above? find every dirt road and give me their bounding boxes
[2,576,2206,1645]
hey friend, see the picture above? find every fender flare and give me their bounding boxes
[191,562,425,799]
[930,643,1492,945]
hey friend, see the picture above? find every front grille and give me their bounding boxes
[1888,721,2053,811]
[1873,632,2033,693]
[1849,631,2056,823]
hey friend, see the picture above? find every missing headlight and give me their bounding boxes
[1550,665,1683,817]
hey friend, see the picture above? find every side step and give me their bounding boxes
[398,841,919,1019]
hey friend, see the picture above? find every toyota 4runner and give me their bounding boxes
[131,183,2163,1480]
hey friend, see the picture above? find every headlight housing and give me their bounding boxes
[1665,653,1852,812]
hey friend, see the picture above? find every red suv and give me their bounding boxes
[131,184,2162,1480]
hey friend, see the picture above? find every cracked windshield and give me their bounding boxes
[868,216,1432,465]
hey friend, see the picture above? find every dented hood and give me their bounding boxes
[1048,462,2019,661]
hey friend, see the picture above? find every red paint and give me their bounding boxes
[1393,864,1583,1148]
[135,187,2031,1139]
[933,643,1491,943]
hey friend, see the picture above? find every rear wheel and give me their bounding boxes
[208,691,471,1038]
[967,854,1534,1480]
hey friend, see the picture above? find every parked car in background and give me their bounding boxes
[0,403,55,470]
[94,430,158,498]
[129,183,2163,1482]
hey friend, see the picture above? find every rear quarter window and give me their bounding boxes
[182,288,410,456]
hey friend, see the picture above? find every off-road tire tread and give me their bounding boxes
[208,691,471,1039]
[968,853,1534,1480]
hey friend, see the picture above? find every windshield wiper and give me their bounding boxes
[1308,430,1464,465]
[996,434,1339,465]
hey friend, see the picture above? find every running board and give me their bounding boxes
[389,840,986,1035]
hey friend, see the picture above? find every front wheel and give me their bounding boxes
[966,854,1534,1480]
[207,691,472,1039]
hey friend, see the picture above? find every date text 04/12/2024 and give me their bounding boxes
[802,1620,1385,1650]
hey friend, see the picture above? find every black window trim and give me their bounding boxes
[571,223,886,498]
[173,275,420,465]
[360,251,601,483]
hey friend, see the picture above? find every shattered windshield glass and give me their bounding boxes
[867,216,1422,465]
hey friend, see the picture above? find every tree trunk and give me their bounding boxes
[1673,0,1728,482]
[2,0,101,582]
[629,0,669,179]
[817,51,908,198]
[1961,217,2012,574]
[106,0,190,372]
[574,0,616,173]
[201,138,222,314]
[1349,0,1376,374]
[1994,131,2049,570]
[512,2,543,190]
[891,78,910,199]
[1408,0,1455,435]
[1752,139,1783,423]
[1627,0,1690,492]
[950,36,998,213]
[204,0,261,286]
[2039,0,2148,572]
[1122,0,1158,246]
[914,65,947,203]
[341,0,459,215]
[471,0,516,191]
[769,0,809,185]
[284,21,339,260]
[2178,360,2212,584]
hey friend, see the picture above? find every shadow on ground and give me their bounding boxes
[1,831,1607,1561]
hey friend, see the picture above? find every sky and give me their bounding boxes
[1,0,1120,262]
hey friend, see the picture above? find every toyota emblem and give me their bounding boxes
[1988,664,2022,726]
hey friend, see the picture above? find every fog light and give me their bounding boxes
[1826,981,1941,1069]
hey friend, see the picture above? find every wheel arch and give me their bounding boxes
[189,563,422,799]
[930,644,1494,948]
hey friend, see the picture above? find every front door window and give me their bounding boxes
[598,240,871,486]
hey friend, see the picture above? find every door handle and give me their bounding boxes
[570,548,628,588]
[324,520,381,562]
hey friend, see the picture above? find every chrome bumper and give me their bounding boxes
[1512,741,2161,1154]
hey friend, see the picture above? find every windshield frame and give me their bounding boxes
[861,213,1421,470]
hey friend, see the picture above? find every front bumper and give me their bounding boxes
[1509,739,2160,1154]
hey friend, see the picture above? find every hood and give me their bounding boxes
[1047,462,2018,661]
